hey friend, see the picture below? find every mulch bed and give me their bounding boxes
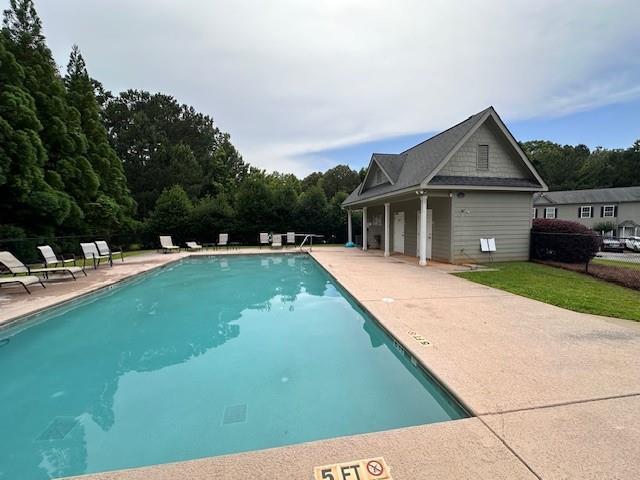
[534,259,640,291]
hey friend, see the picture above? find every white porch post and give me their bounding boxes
[362,207,368,251]
[419,194,428,266]
[384,202,390,256]
[347,209,353,244]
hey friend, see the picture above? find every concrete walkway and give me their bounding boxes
[2,248,639,479]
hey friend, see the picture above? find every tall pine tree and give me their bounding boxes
[3,0,99,232]
[0,33,72,236]
[65,44,136,231]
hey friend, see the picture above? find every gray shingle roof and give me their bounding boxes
[533,186,640,205]
[430,176,541,188]
[344,108,490,205]
[343,106,542,206]
[373,153,406,183]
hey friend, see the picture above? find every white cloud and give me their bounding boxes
[33,0,640,175]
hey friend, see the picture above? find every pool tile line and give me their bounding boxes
[309,252,477,418]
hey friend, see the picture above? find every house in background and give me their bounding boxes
[342,107,547,264]
[533,186,640,238]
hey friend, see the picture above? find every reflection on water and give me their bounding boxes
[0,254,464,479]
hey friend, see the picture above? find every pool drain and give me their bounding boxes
[222,404,248,425]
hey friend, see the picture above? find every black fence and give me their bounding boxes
[531,231,640,290]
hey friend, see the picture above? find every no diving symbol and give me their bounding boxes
[367,460,384,477]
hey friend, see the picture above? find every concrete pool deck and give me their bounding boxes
[1,247,639,479]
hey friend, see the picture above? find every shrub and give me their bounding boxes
[531,219,599,263]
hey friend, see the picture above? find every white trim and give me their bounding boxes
[544,207,556,219]
[358,155,395,195]
[476,144,489,170]
[384,203,390,257]
[603,205,616,217]
[580,205,592,218]
[422,108,548,190]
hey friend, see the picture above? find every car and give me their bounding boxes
[601,237,625,252]
[625,236,640,252]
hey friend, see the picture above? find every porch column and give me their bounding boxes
[384,202,390,256]
[362,206,368,251]
[419,194,428,266]
[347,209,353,244]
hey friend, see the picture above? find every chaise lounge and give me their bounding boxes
[0,251,85,280]
[0,275,45,294]
[80,242,113,269]
[95,240,124,263]
[160,236,181,253]
[37,245,77,268]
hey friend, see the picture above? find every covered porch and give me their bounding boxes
[346,190,453,265]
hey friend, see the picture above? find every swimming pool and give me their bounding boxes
[0,254,467,479]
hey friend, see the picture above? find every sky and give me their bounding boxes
[22,0,640,176]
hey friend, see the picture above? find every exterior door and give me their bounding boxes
[393,211,405,253]
[416,209,433,259]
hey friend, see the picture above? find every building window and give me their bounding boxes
[579,206,592,218]
[602,205,616,217]
[477,144,489,170]
[544,207,556,219]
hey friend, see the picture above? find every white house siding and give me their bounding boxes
[439,120,530,179]
[452,191,533,262]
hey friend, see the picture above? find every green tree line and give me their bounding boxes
[2,0,639,251]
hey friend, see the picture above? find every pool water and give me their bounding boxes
[0,254,466,479]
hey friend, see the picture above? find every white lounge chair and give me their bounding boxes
[80,242,112,269]
[159,236,180,254]
[0,251,85,280]
[0,275,45,294]
[185,241,202,251]
[259,232,270,249]
[37,245,76,268]
[218,233,229,249]
[286,232,296,248]
[271,234,282,249]
[95,240,124,263]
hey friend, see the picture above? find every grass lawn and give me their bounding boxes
[456,261,640,321]
[593,258,640,271]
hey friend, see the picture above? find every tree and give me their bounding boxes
[102,90,246,217]
[235,171,276,241]
[320,165,360,199]
[0,31,72,234]
[295,185,328,235]
[146,185,193,241]
[301,171,323,190]
[65,44,135,232]
[3,0,100,231]
[189,193,235,241]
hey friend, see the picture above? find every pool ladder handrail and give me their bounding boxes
[299,234,323,252]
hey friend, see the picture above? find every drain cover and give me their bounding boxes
[222,404,248,425]
[37,417,78,441]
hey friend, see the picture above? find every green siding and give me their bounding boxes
[452,191,532,262]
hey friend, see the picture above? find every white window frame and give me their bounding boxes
[544,207,556,219]
[580,205,592,218]
[603,205,615,217]
[532,208,537,219]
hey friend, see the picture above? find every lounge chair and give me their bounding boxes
[159,236,180,254]
[0,275,45,294]
[80,242,112,269]
[0,251,85,280]
[186,241,203,251]
[286,232,296,248]
[218,233,229,249]
[37,245,76,268]
[271,234,283,249]
[259,232,270,249]
[95,240,124,263]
